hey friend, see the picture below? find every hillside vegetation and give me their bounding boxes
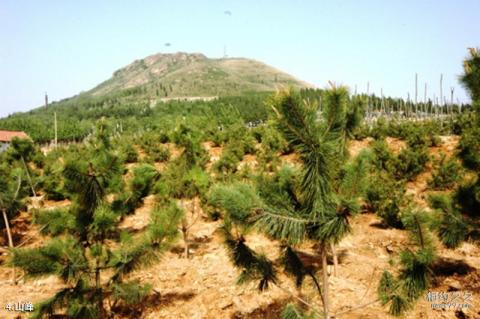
[0,52,311,143]
[0,49,479,319]
[89,52,310,97]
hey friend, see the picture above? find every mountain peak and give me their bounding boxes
[89,52,310,97]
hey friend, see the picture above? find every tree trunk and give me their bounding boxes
[321,244,329,319]
[330,242,338,277]
[95,261,104,318]
[2,208,16,285]
[182,218,189,258]
[21,157,36,197]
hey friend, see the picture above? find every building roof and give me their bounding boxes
[0,130,30,142]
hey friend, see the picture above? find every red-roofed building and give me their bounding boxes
[0,130,30,152]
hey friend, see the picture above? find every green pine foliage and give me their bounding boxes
[458,126,480,170]
[281,303,318,319]
[114,163,160,215]
[213,143,244,176]
[422,48,480,253]
[0,166,28,231]
[1,50,477,318]
[337,149,374,199]
[365,173,406,228]
[405,126,441,149]
[454,177,480,217]
[208,182,262,227]
[32,208,76,236]
[10,125,184,319]
[428,154,461,190]
[221,225,277,291]
[428,193,470,248]
[119,143,139,163]
[378,209,436,316]
[215,87,362,318]
[40,151,67,200]
[4,137,42,196]
[172,122,209,169]
[460,48,480,112]
[365,134,430,183]
[388,145,429,181]
[370,138,393,171]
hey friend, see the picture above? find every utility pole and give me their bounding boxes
[381,88,384,115]
[407,92,410,119]
[414,73,418,116]
[424,83,427,117]
[439,74,443,106]
[366,82,370,119]
[415,73,418,104]
[54,112,58,148]
[45,92,48,109]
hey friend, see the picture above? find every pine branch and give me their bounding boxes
[254,210,310,244]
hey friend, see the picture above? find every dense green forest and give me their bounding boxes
[0,86,472,144]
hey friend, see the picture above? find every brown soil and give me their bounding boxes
[203,141,223,170]
[385,137,407,154]
[349,138,373,158]
[430,136,460,160]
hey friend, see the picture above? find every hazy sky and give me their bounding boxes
[1,0,479,118]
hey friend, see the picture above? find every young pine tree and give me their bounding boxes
[430,48,480,249]
[160,122,210,258]
[213,87,360,319]
[0,167,26,284]
[10,123,184,318]
[378,209,436,316]
[7,137,39,197]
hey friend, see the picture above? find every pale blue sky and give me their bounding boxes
[1,0,479,117]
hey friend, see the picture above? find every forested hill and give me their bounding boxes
[0,52,311,143]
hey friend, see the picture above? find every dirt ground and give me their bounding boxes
[0,136,478,319]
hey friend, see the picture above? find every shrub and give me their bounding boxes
[458,126,480,170]
[151,145,171,162]
[212,130,227,146]
[116,164,160,214]
[255,165,300,209]
[158,131,170,143]
[207,182,262,225]
[428,154,461,190]
[32,151,46,169]
[370,117,389,139]
[427,193,469,249]
[338,149,374,198]
[224,142,245,161]
[371,138,393,171]
[256,146,280,172]
[259,126,288,153]
[388,146,429,181]
[121,144,139,163]
[454,177,480,217]
[378,193,405,229]
[405,128,430,148]
[243,133,257,155]
[214,150,241,176]
[32,208,76,235]
[366,173,405,228]
[41,157,67,200]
